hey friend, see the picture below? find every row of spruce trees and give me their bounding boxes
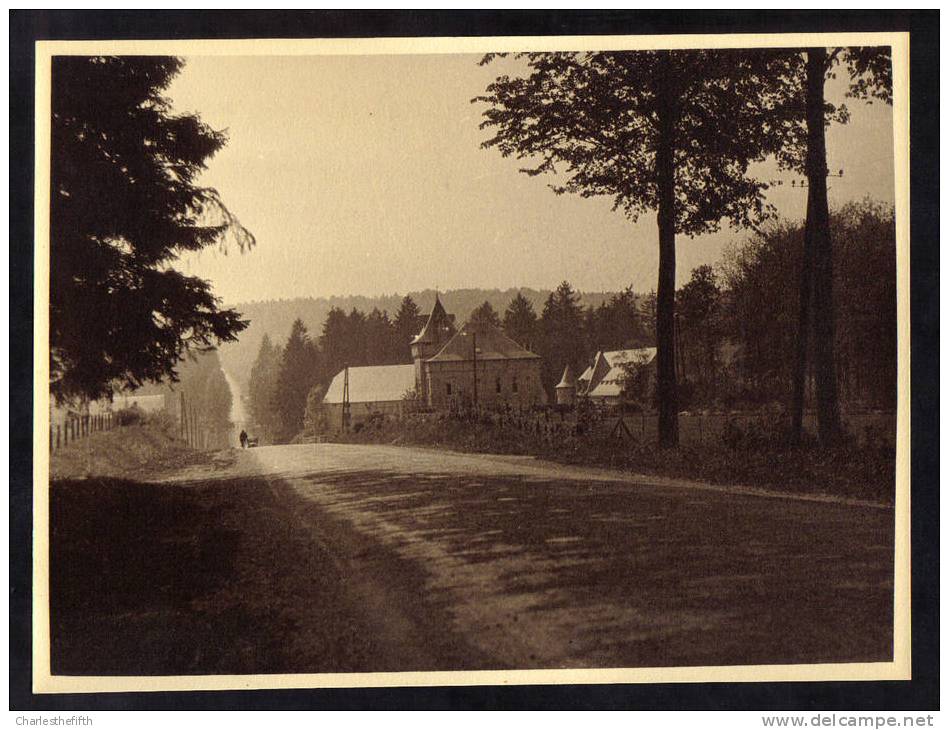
[246,284,652,443]
[245,200,895,445]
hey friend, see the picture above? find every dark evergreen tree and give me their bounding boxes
[720,201,896,412]
[50,56,253,403]
[346,309,369,367]
[468,300,502,329]
[591,287,647,353]
[365,308,397,365]
[502,292,539,351]
[393,295,422,361]
[539,281,587,395]
[247,334,283,443]
[320,307,350,381]
[271,319,321,442]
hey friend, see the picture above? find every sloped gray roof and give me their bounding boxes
[586,347,657,398]
[323,364,416,404]
[426,321,541,363]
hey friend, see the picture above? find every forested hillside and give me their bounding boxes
[220,288,617,389]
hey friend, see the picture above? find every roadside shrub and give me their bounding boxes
[114,405,145,426]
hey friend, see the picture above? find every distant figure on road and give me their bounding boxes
[239,429,248,449]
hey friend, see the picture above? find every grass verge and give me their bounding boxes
[333,417,896,504]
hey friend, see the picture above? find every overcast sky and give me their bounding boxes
[167,53,895,305]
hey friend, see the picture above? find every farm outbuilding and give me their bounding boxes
[579,347,657,405]
[322,363,417,431]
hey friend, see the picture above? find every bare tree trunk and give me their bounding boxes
[655,51,679,448]
[791,194,814,444]
[805,47,842,445]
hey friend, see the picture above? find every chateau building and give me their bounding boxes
[412,295,546,409]
[322,294,547,429]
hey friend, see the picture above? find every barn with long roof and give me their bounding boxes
[322,363,417,429]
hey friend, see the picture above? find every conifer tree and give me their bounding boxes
[247,334,282,442]
[502,292,539,350]
[50,56,253,403]
[468,301,502,329]
[393,295,422,361]
[539,282,587,395]
[271,319,321,442]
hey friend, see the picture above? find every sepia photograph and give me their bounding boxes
[21,17,924,703]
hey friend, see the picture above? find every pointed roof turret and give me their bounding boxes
[411,293,455,345]
[555,363,577,390]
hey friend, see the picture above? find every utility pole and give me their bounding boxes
[472,331,478,407]
[179,392,186,441]
[342,364,350,432]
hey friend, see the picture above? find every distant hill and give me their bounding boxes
[219,287,623,389]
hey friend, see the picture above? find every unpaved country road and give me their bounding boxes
[162,443,894,670]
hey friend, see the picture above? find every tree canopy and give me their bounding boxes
[502,292,539,350]
[468,300,502,329]
[270,319,321,442]
[476,50,788,445]
[50,56,253,403]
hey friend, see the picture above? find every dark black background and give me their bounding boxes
[9,10,939,711]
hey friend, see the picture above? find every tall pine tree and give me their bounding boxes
[271,319,321,442]
[502,292,539,351]
[247,334,283,443]
[539,282,587,395]
[393,295,422,362]
[468,301,502,329]
[50,56,253,403]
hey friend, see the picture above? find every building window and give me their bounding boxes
[512,376,518,393]
[495,377,501,394]
[446,382,452,396]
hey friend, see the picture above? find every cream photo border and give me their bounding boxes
[31,30,912,694]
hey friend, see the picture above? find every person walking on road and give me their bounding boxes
[239,429,248,449]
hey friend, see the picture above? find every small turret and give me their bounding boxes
[555,363,577,406]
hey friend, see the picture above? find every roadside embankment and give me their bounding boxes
[50,418,209,481]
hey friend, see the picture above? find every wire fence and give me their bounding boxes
[374,403,896,450]
[49,391,233,452]
[49,412,116,451]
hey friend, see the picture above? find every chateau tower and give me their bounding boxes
[410,294,456,398]
[555,363,577,406]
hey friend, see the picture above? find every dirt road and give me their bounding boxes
[51,442,894,674]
